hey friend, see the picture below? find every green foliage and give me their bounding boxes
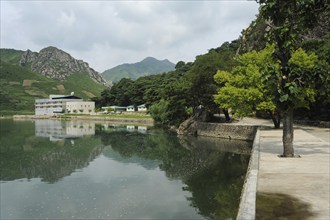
[0,49,24,65]
[289,48,318,69]
[214,42,326,119]
[299,33,330,119]
[258,0,329,111]
[99,61,193,125]
[149,99,170,125]
[214,45,277,117]
[64,72,105,98]
[184,41,239,112]
[276,48,321,109]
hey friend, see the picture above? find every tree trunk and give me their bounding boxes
[222,109,231,122]
[268,110,281,129]
[282,107,294,157]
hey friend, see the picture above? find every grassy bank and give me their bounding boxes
[13,113,154,125]
[62,113,152,119]
[0,110,34,116]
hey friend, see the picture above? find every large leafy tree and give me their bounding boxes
[214,45,321,129]
[184,41,238,120]
[257,0,329,157]
[214,44,280,128]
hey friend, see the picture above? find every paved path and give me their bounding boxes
[256,126,330,219]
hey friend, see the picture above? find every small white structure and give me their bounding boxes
[138,104,147,112]
[35,94,95,116]
[126,105,135,112]
[102,106,127,113]
[126,125,135,131]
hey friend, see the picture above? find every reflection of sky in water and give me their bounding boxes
[1,154,202,219]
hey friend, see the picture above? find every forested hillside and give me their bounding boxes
[0,48,106,114]
[102,57,175,82]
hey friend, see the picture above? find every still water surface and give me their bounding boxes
[0,119,251,219]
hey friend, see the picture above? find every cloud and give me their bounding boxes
[0,1,259,72]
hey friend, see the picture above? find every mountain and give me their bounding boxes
[102,57,176,82]
[0,47,107,114]
[19,46,106,84]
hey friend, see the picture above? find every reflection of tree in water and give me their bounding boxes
[1,135,104,183]
[98,128,250,219]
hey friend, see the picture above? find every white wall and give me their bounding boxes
[65,101,95,114]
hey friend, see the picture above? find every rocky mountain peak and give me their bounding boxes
[19,46,107,85]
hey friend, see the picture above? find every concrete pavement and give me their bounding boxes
[256,127,330,219]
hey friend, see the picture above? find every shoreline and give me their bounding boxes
[12,114,155,125]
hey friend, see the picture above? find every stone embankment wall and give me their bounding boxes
[177,119,258,141]
[197,122,258,141]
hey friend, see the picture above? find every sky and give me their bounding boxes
[1,0,260,72]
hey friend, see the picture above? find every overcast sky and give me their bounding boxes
[1,0,260,72]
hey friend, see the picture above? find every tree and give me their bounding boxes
[100,78,134,106]
[301,34,330,120]
[214,44,280,128]
[184,41,238,120]
[149,68,192,126]
[257,0,329,157]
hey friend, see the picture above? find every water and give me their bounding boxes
[0,119,251,219]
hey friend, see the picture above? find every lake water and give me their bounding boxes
[0,119,251,219]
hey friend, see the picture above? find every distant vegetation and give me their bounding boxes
[102,57,175,82]
[0,48,105,115]
[95,40,239,126]
[96,6,329,127]
[0,49,24,65]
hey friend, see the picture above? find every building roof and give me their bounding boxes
[51,95,82,100]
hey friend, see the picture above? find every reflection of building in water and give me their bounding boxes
[100,124,148,133]
[138,126,147,134]
[35,120,95,141]
[126,125,148,133]
[126,125,135,132]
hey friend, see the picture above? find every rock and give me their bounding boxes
[177,118,198,136]
[177,108,212,136]
[19,46,107,85]
[19,49,38,65]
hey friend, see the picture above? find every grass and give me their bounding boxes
[0,110,34,116]
[64,72,105,98]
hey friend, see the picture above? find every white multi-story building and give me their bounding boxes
[35,94,95,115]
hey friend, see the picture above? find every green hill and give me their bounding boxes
[102,57,175,82]
[0,49,24,65]
[0,48,106,115]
